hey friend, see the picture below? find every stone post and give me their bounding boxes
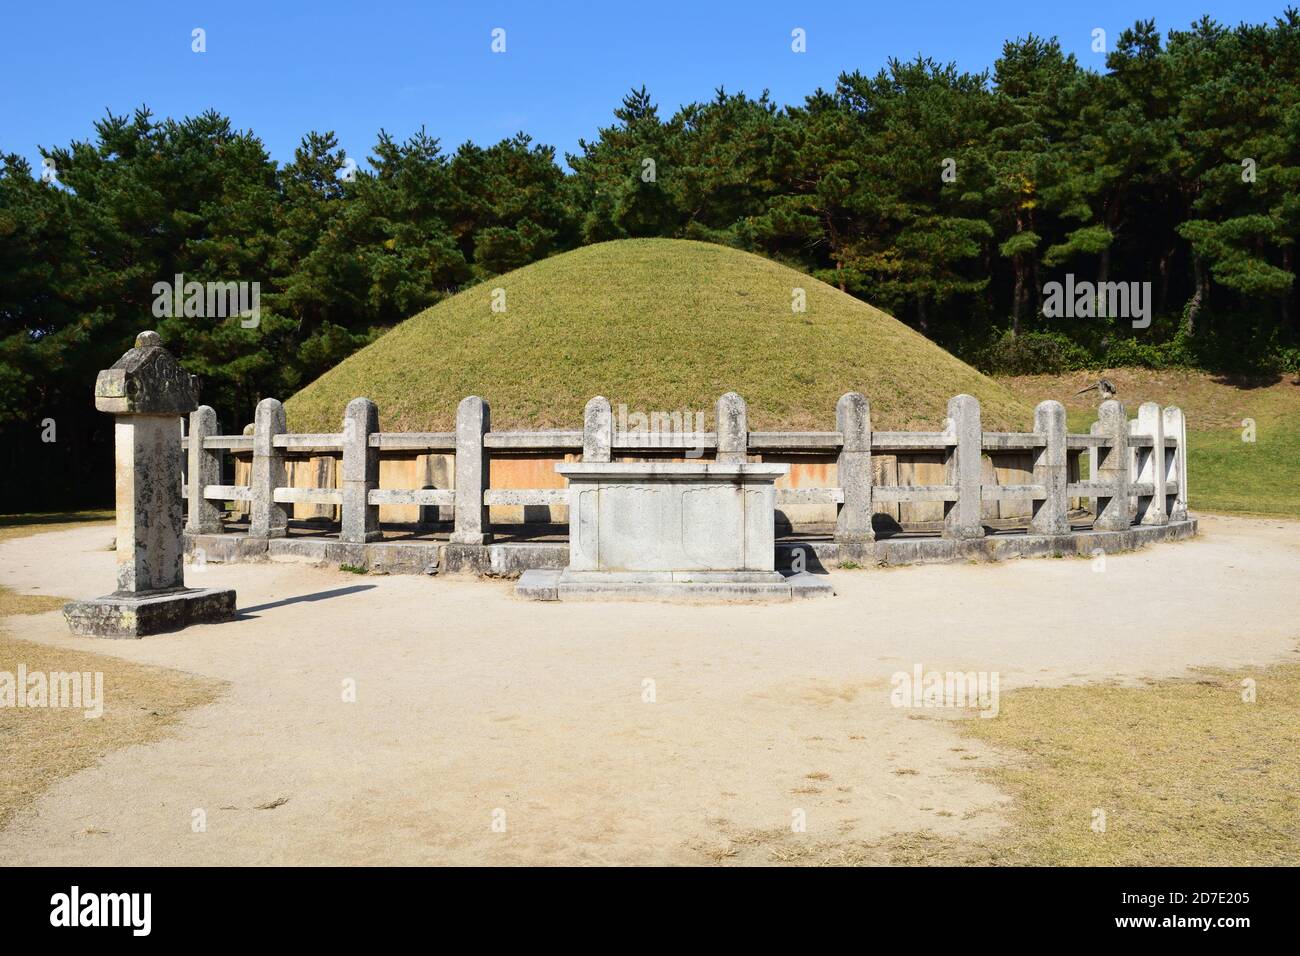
[835,392,874,544]
[942,394,985,539]
[583,396,612,463]
[186,404,223,534]
[1029,399,1069,536]
[1093,399,1131,531]
[1163,406,1189,520]
[231,422,254,518]
[715,392,748,463]
[64,331,235,637]
[250,398,288,539]
[1135,402,1167,525]
[340,397,382,543]
[1087,420,1103,517]
[450,396,491,544]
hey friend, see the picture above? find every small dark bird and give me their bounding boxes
[1076,378,1118,401]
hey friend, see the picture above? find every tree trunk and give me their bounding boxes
[1185,256,1206,336]
[1098,194,1120,287]
[1158,247,1173,315]
[1283,246,1294,333]
[1011,257,1024,335]
[1031,257,1042,315]
[826,215,847,293]
[1029,209,1041,315]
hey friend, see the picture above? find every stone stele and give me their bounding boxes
[64,331,236,638]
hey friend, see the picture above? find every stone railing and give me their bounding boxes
[181,391,1191,569]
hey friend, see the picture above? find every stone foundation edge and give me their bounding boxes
[185,517,1197,578]
[516,569,835,603]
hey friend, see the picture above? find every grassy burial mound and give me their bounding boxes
[287,239,1031,433]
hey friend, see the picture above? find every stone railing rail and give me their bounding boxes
[181,391,1189,547]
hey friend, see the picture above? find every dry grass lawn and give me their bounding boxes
[685,662,1300,865]
[3,515,1296,865]
[959,665,1300,865]
[0,518,225,832]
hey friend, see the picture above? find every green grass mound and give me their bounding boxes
[287,239,1032,432]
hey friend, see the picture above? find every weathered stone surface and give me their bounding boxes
[943,394,985,539]
[283,538,439,574]
[95,331,198,416]
[517,567,833,603]
[1093,399,1132,531]
[69,332,238,638]
[539,459,811,602]
[583,396,612,463]
[187,532,270,563]
[787,571,836,600]
[115,416,187,592]
[186,405,223,534]
[189,532,566,577]
[250,397,288,539]
[1029,400,1069,536]
[516,568,561,601]
[1135,401,1168,526]
[557,461,787,573]
[714,392,748,463]
[441,541,567,576]
[775,517,1198,568]
[64,587,235,638]
[340,397,382,543]
[561,569,786,584]
[450,396,492,544]
[835,391,875,544]
[1163,405,1189,520]
[191,517,1197,579]
[94,334,197,597]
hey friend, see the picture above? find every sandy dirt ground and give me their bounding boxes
[1,514,1297,865]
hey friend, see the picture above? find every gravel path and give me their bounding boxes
[1,514,1296,865]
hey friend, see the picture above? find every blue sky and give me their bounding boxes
[2,1,1289,172]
